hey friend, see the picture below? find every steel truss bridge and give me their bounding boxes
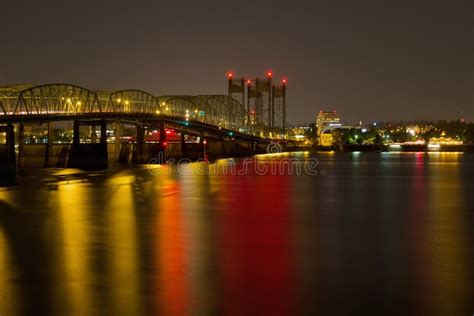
[0,83,286,141]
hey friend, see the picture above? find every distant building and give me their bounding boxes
[291,126,311,141]
[319,131,334,147]
[316,110,341,133]
[316,110,341,146]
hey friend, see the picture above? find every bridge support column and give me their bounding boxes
[73,120,80,145]
[45,122,54,167]
[17,124,24,169]
[100,119,107,144]
[0,124,16,186]
[199,131,205,159]
[114,122,122,162]
[158,123,166,164]
[180,132,187,158]
[135,125,145,164]
[68,119,108,170]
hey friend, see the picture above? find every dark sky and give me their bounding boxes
[1,0,473,124]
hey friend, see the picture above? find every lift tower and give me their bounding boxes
[271,78,287,131]
[247,72,272,128]
[227,73,246,124]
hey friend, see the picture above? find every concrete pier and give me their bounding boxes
[0,124,16,186]
[68,119,108,170]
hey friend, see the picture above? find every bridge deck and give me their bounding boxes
[0,112,275,143]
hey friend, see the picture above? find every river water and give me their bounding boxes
[0,152,473,315]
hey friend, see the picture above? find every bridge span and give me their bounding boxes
[0,83,290,186]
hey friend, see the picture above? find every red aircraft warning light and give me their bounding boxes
[267,71,273,77]
[227,72,233,78]
[282,78,287,84]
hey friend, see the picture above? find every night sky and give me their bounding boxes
[1,0,473,125]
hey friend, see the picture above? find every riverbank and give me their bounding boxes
[310,144,474,152]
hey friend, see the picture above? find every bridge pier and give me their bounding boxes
[17,124,24,168]
[114,122,122,163]
[199,131,205,159]
[135,125,145,164]
[157,123,167,164]
[180,132,187,157]
[0,124,16,186]
[133,123,168,164]
[172,131,206,161]
[68,119,108,170]
[205,138,255,160]
[45,122,54,167]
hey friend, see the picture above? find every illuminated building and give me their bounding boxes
[319,131,333,147]
[290,126,310,141]
[316,110,341,133]
[429,137,463,145]
[316,110,341,146]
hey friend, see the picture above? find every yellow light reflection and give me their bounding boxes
[0,226,18,315]
[56,184,93,315]
[105,180,142,315]
[179,171,216,313]
[154,179,189,315]
[427,158,470,314]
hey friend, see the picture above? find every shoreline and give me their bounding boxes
[285,144,474,153]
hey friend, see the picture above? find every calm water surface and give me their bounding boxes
[1,152,473,315]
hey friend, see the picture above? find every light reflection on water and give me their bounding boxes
[0,152,473,315]
[426,159,469,314]
[55,184,93,315]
